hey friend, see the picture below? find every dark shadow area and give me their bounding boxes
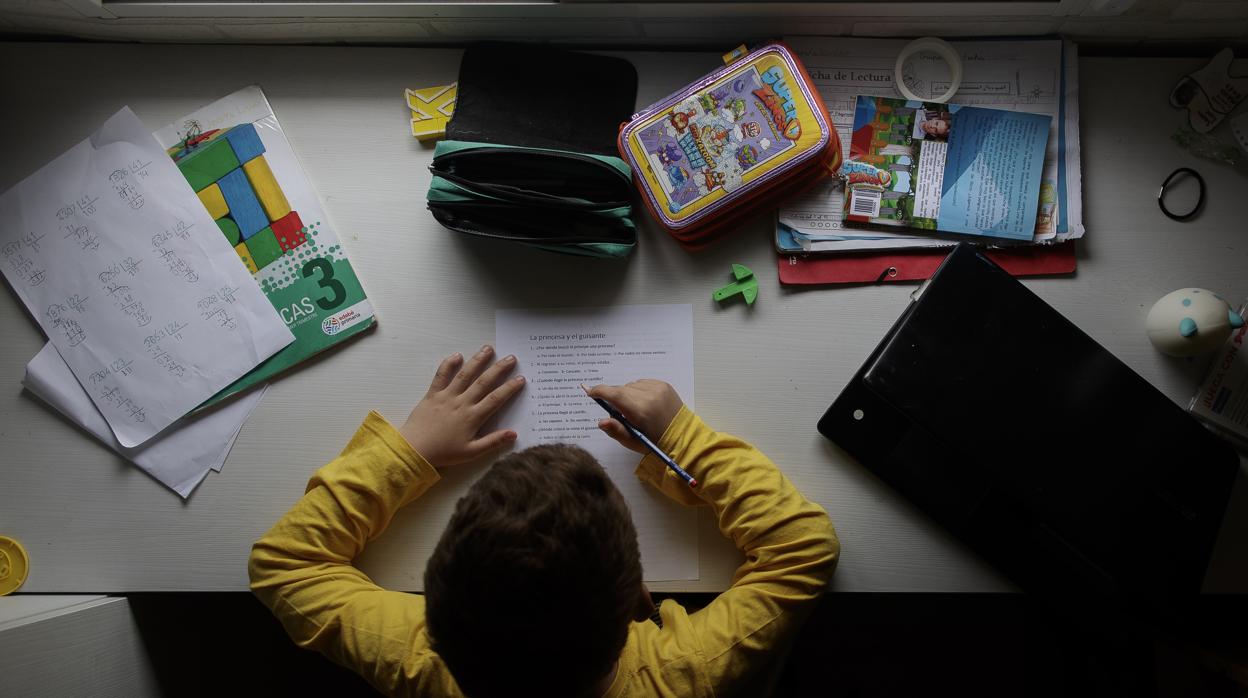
[127,592,1248,697]
[780,593,1248,698]
[129,593,381,696]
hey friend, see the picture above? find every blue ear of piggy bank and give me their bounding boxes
[1230,310,1245,329]
[1180,317,1198,337]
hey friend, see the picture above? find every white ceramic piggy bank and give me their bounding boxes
[1146,288,1244,357]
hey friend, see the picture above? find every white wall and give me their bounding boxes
[0,596,160,698]
[0,0,1246,48]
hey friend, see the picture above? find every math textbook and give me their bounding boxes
[842,95,1051,242]
[154,86,376,406]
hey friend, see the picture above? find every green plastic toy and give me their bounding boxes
[713,263,758,305]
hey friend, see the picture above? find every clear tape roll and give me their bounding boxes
[894,37,963,104]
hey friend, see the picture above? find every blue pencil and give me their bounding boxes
[582,384,698,488]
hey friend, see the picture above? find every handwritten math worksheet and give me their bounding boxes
[0,107,293,447]
[496,304,697,581]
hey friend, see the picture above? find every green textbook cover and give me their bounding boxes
[154,86,376,406]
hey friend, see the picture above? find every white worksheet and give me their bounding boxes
[24,343,267,498]
[496,304,698,582]
[0,107,293,447]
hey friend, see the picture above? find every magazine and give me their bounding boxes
[154,86,376,406]
[841,95,1051,242]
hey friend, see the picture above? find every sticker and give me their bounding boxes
[1170,49,1248,133]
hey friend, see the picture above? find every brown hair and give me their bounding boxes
[424,444,642,697]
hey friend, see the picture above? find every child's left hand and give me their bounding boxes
[399,346,525,469]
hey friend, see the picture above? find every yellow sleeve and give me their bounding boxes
[248,411,461,697]
[634,406,840,689]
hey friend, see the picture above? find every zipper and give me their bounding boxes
[430,170,629,209]
[428,203,634,245]
[431,146,632,186]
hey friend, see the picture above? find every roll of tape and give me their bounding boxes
[894,37,963,104]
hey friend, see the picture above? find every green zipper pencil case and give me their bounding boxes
[427,140,637,258]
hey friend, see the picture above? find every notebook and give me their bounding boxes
[154,86,377,406]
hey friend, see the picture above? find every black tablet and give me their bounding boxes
[819,244,1238,615]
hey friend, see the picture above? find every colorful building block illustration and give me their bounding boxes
[244,227,284,269]
[171,122,307,272]
[234,241,258,273]
[275,226,306,253]
[223,122,266,164]
[197,183,229,220]
[217,167,269,240]
[242,155,291,222]
[217,216,241,247]
[166,128,225,161]
[175,135,240,192]
[270,210,305,248]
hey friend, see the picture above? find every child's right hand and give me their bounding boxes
[588,380,684,454]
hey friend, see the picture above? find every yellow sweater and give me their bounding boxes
[249,406,839,697]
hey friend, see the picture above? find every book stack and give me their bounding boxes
[776,37,1083,284]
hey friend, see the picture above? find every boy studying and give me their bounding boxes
[249,345,839,696]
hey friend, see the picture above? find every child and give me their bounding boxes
[249,346,839,697]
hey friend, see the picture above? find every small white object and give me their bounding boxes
[894,37,963,104]
[1145,288,1245,357]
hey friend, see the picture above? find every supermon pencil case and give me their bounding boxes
[618,42,841,250]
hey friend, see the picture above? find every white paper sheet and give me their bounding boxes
[779,37,1082,250]
[23,343,267,498]
[495,304,698,582]
[0,107,293,447]
[1057,40,1085,243]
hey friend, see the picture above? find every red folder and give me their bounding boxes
[778,241,1076,285]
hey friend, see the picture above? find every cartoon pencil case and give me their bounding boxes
[426,43,640,258]
[618,42,841,251]
[427,140,637,258]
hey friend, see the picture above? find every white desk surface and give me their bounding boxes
[1,42,1245,593]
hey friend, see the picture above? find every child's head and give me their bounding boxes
[424,444,643,697]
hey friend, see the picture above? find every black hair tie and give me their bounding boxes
[1158,167,1205,221]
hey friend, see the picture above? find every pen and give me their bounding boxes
[581,384,698,488]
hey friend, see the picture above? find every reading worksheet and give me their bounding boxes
[496,304,697,582]
[0,107,292,447]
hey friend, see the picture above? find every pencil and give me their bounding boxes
[581,384,698,488]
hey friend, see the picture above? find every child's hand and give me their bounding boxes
[399,346,525,469]
[588,380,684,454]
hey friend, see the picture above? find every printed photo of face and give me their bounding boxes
[920,118,949,139]
[913,109,953,142]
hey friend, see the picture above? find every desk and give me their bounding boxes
[1,42,1245,593]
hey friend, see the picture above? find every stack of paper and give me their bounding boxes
[24,344,268,498]
[778,37,1084,255]
[1,107,294,497]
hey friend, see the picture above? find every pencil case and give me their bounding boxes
[618,42,841,250]
[426,43,640,258]
[427,140,637,258]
